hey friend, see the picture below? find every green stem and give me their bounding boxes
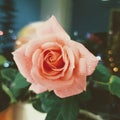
[79,109,104,120]
[94,81,109,90]
[2,83,16,103]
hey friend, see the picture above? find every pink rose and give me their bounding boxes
[12,16,98,98]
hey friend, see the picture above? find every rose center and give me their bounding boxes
[43,49,65,72]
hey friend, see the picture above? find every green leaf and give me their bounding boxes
[0,68,18,82]
[32,97,45,113]
[92,64,111,83]
[10,72,30,98]
[12,72,30,89]
[61,96,79,120]
[108,75,120,98]
[0,55,6,65]
[45,107,63,120]
[45,95,79,120]
[40,92,62,112]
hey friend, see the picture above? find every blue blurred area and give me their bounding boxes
[71,0,120,36]
[14,0,41,34]
[0,0,41,60]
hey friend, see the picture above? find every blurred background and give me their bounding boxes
[0,0,120,120]
[0,0,120,75]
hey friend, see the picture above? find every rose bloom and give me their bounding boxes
[12,16,98,98]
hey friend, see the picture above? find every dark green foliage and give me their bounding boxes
[32,92,80,120]
[0,86,10,111]
[10,72,30,99]
[0,68,18,82]
[92,64,111,83]
[108,75,120,98]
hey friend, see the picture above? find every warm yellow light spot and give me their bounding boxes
[109,57,114,62]
[110,63,115,67]
[108,50,112,55]
[16,41,22,45]
[0,30,3,36]
[113,67,119,72]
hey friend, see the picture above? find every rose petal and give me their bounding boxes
[41,16,70,39]
[32,49,41,65]
[29,84,47,93]
[62,46,75,80]
[71,40,98,75]
[54,75,86,98]
[79,58,87,75]
[12,45,32,82]
[40,50,63,78]
[25,40,41,57]
[30,67,73,90]
[41,42,61,50]
[24,33,69,57]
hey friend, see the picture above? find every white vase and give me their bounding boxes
[13,102,46,120]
